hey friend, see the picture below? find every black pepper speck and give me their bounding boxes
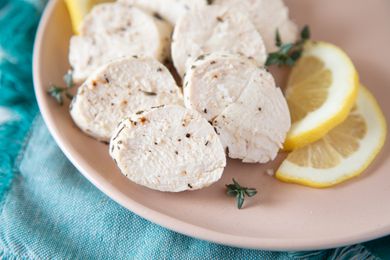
[196,54,205,61]
[153,12,163,20]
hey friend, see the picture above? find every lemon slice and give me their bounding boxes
[284,41,359,150]
[65,0,114,34]
[276,86,387,188]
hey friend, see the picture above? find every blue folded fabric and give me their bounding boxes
[0,0,388,259]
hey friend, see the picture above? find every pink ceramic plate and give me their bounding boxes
[33,0,390,251]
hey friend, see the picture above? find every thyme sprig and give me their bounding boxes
[47,70,75,105]
[265,25,310,67]
[226,178,257,209]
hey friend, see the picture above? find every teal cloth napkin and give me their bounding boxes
[0,1,389,259]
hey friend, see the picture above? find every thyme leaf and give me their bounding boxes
[265,25,311,67]
[226,178,257,209]
[63,70,74,88]
[47,70,75,105]
[47,86,65,105]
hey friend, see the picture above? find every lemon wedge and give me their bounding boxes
[276,86,387,188]
[284,41,359,150]
[65,0,114,34]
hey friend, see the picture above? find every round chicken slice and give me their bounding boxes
[213,0,298,52]
[171,5,267,76]
[109,105,226,192]
[70,57,182,142]
[69,3,172,83]
[119,0,209,25]
[183,53,291,163]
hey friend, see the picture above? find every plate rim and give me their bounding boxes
[32,0,390,251]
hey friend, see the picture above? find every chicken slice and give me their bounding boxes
[70,57,182,142]
[183,53,290,163]
[69,2,172,83]
[171,5,267,76]
[110,105,226,192]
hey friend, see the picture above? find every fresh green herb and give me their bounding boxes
[47,85,66,105]
[226,178,257,209]
[301,25,310,40]
[63,70,74,88]
[47,70,75,105]
[265,25,311,67]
